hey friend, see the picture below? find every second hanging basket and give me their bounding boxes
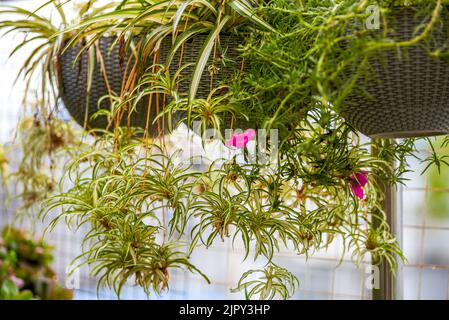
[343,7,449,139]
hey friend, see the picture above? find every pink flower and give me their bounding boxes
[349,171,369,200]
[226,129,256,149]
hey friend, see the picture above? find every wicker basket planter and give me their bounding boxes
[58,35,244,136]
[343,8,449,139]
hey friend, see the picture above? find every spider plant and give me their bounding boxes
[190,162,302,261]
[232,0,449,149]
[0,1,116,110]
[0,3,61,112]
[0,226,73,300]
[58,0,274,101]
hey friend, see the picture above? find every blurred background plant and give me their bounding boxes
[0,226,73,300]
[0,113,82,219]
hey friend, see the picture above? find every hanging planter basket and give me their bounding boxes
[58,34,244,136]
[343,7,449,139]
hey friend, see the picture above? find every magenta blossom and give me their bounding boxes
[226,129,256,149]
[349,171,369,200]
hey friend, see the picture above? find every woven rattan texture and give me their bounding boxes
[344,8,449,138]
[59,35,243,135]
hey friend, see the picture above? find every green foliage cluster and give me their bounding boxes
[2,0,449,300]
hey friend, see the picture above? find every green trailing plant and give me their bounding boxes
[38,125,402,299]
